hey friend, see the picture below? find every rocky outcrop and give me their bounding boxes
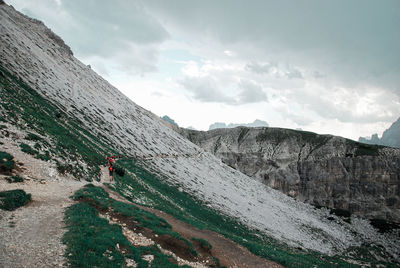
[180,127,400,223]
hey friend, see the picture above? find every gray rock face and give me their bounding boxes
[181,127,400,223]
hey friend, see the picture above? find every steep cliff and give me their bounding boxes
[181,127,400,223]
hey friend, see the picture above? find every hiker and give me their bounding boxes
[107,155,116,181]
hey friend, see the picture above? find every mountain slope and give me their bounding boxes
[1,3,399,265]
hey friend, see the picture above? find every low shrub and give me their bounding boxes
[0,189,31,210]
[330,208,351,218]
[370,219,400,233]
[6,175,24,183]
[37,151,51,161]
[20,142,37,155]
[114,166,125,177]
[0,151,15,174]
[56,163,74,175]
[25,132,42,141]
[355,143,380,157]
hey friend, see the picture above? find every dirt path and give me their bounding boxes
[0,179,85,268]
[104,186,283,268]
[0,136,90,268]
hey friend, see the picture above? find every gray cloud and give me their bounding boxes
[145,0,400,93]
[246,62,303,80]
[245,62,274,74]
[63,0,169,75]
[179,76,268,105]
[237,80,268,104]
[285,87,400,124]
[179,76,235,103]
[61,1,169,54]
[286,69,303,79]
[9,0,170,75]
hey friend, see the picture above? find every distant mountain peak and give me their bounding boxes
[161,115,178,126]
[209,119,268,130]
[359,117,400,148]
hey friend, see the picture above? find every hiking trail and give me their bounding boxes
[102,183,282,268]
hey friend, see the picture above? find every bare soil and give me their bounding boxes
[104,185,283,268]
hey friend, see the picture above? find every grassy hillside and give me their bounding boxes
[0,65,115,181]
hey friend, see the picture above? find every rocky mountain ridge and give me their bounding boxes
[180,127,400,223]
[209,119,269,130]
[359,117,400,148]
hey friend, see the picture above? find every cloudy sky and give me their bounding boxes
[7,0,400,140]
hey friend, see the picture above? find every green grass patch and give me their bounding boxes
[72,183,110,209]
[25,132,42,141]
[73,184,197,258]
[20,142,37,155]
[0,151,15,174]
[63,202,144,268]
[19,142,51,162]
[6,175,24,183]
[65,184,192,267]
[0,189,31,211]
[112,200,198,258]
